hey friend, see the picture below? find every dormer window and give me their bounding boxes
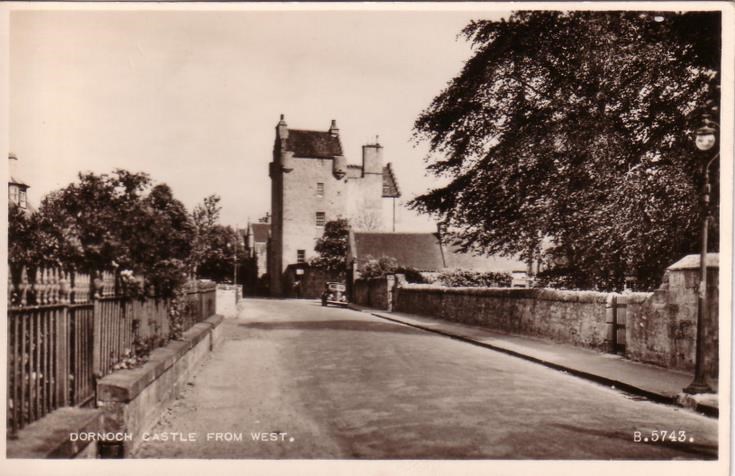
[19,189,27,209]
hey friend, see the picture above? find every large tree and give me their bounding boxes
[411,11,721,290]
[190,194,222,277]
[312,218,351,274]
[196,225,246,283]
[31,170,193,296]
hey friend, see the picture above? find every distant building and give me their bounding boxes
[8,153,31,213]
[268,115,400,296]
[347,230,534,285]
[244,221,271,279]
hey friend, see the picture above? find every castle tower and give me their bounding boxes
[268,116,401,296]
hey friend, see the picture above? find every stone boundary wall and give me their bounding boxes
[6,407,103,458]
[389,254,719,375]
[353,276,394,311]
[625,265,718,376]
[394,286,612,350]
[96,314,225,455]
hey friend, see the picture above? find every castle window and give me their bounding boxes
[316,182,324,197]
[297,250,305,263]
[316,212,326,226]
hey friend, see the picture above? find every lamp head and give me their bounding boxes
[695,115,717,151]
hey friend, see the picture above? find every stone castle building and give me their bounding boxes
[268,115,400,295]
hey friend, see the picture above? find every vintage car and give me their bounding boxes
[321,282,348,307]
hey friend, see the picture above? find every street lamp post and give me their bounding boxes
[684,116,718,395]
[233,239,238,286]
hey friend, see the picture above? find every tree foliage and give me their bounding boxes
[196,225,247,283]
[8,203,39,272]
[312,218,350,273]
[412,11,721,290]
[28,170,193,296]
[190,194,222,276]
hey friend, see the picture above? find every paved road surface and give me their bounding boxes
[133,298,718,459]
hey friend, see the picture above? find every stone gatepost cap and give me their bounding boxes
[667,253,719,271]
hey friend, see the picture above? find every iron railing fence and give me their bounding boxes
[7,267,216,434]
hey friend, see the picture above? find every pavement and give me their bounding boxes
[349,304,719,417]
[132,298,718,459]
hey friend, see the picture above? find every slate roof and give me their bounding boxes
[351,231,527,273]
[250,223,271,243]
[286,130,343,158]
[352,232,445,271]
[382,163,400,198]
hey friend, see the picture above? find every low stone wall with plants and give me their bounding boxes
[96,314,225,455]
[394,286,612,350]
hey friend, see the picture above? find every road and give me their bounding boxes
[133,298,718,459]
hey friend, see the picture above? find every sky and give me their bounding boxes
[9,8,506,230]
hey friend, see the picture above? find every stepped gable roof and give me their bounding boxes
[286,129,343,158]
[382,163,400,198]
[250,223,271,243]
[352,232,445,271]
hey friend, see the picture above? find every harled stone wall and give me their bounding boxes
[394,286,611,350]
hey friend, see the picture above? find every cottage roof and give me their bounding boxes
[352,232,445,271]
[287,129,343,158]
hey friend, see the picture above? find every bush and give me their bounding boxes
[395,266,429,284]
[532,267,580,290]
[360,256,398,279]
[359,256,428,283]
[437,269,512,288]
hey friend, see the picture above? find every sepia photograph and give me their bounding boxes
[1,2,732,475]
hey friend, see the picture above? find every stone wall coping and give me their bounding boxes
[668,253,719,270]
[617,292,653,304]
[399,285,611,303]
[6,407,102,459]
[97,314,224,404]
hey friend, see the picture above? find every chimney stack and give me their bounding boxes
[361,142,383,175]
[329,119,340,137]
[276,114,288,139]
